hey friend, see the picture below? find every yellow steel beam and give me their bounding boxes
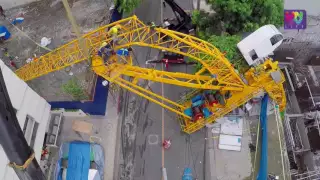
[114,78,191,119]
[179,59,286,134]
[98,56,244,91]
[91,56,188,111]
[14,16,286,134]
[92,58,191,118]
[15,16,244,90]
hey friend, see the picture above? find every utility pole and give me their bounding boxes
[305,77,316,106]
[62,0,89,61]
[0,68,45,180]
[160,0,164,24]
[196,0,200,10]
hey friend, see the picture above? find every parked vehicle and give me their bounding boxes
[55,141,105,180]
[237,25,283,66]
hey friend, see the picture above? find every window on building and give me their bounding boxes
[22,115,39,148]
[249,49,258,60]
[30,122,38,148]
[270,34,283,46]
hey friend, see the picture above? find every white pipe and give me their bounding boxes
[285,116,295,148]
[296,172,320,180]
[305,77,316,106]
[274,102,286,180]
[54,112,63,146]
[162,167,168,180]
[284,66,295,92]
[287,114,304,118]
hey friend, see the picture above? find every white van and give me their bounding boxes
[237,25,283,66]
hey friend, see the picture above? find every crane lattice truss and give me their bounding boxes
[15,16,286,134]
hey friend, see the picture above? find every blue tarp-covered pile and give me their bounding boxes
[55,141,105,180]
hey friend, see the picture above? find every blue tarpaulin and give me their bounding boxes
[0,26,11,40]
[257,94,268,180]
[66,142,91,180]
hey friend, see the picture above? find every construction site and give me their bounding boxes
[0,0,319,180]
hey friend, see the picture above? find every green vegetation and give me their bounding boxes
[65,109,80,112]
[191,0,283,73]
[191,11,249,73]
[61,78,89,101]
[207,34,249,73]
[207,0,283,34]
[191,10,220,38]
[114,0,141,13]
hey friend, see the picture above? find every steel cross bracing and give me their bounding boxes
[15,16,286,134]
[15,16,244,90]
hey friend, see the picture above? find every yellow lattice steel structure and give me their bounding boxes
[15,15,286,134]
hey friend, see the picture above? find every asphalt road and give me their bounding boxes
[118,0,206,179]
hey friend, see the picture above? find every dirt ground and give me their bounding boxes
[0,0,112,101]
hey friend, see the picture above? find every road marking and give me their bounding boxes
[148,134,159,145]
[161,63,165,168]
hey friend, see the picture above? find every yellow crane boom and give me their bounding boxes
[15,15,286,134]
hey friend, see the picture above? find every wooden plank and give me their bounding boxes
[72,120,93,134]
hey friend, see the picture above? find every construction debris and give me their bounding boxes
[40,37,52,47]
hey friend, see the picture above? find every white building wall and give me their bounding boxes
[0,60,51,180]
[2,0,40,9]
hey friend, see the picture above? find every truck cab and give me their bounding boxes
[237,25,283,66]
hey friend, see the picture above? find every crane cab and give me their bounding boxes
[237,25,283,67]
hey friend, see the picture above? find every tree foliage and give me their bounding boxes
[207,34,249,72]
[114,0,141,13]
[61,78,89,101]
[190,34,249,73]
[192,10,221,38]
[207,0,284,34]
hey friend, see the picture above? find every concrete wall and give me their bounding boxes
[0,60,51,180]
[2,0,40,9]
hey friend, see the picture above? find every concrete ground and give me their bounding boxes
[45,91,120,180]
[205,99,292,180]
[0,0,112,101]
[207,116,252,180]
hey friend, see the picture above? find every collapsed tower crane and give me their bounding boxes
[15,16,286,134]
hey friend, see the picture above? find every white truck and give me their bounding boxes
[237,25,284,66]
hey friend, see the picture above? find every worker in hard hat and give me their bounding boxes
[108,25,121,44]
[148,21,156,30]
[116,47,133,64]
[116,47,133,57]
[98,42,113,63]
